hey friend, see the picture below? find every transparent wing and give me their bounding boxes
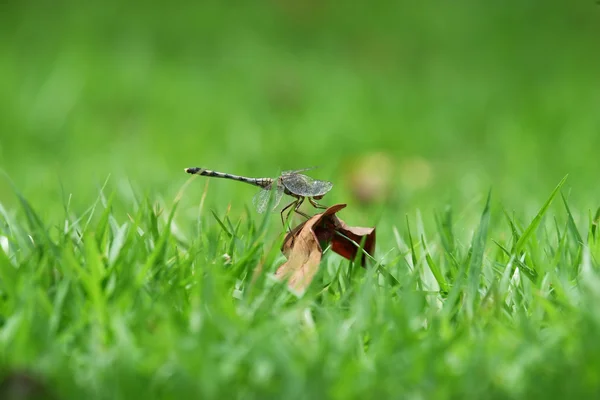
[271,186,285,212]
[281,173,333,197]
[252,183,285,213]
[281,167,318,175]
[252,189,270,214]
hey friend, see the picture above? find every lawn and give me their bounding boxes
[1,1,600,399]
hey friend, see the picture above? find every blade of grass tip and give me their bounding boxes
[561,219,583,280]
[128,195,149,237]
[466,189,492,319]
[492,239,538,282]
[147,198,160,241]
[137,201,179,286]
[405,215,418,271]
[210,210,232,238]
[591,206,600,243]
[442,193,489,318]
[541,215,552,251]
[422,234,448,294]
[374,251,400,287]
[224,216,239,238]
[552,219,571,273]
[553,215,563,251]
[98,174,110,207]
[512,175,568,256]
[108,223,129,267]
[95,191,116,249]
[243,203,254,234]
[549,218,573,277]
[561,191,583,246]
[226,218,242,258]
[434,206,455,257]
[4,176,59,257]
[503,209,521,252]
[82,174,113,235]
[433,208,461,280]
[62,201,96,238]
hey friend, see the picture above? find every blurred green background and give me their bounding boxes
[1,0,599,225]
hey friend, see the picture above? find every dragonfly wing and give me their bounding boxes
[281,166,318,175]
[271,184,285,212]
[252,183,285,213]
[281,174,333,197]
[252,188,271,214]
[309,179,333,196]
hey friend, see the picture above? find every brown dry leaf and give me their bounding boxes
[330,219,376,266]
[275,212,326,296]
[281,203,348,257]
[276,204,376,295]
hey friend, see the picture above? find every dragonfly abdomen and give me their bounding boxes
[185,167,273,188]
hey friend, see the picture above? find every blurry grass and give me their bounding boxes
[1,175,600,399]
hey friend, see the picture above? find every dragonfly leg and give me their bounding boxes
[280,199,298,228]
[293,197,310,219]
[283,197,309,229]
[309,197,328,209]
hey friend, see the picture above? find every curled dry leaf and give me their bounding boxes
[330,217,376,266]
[275,203,376,295]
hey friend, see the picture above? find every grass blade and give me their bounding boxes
[466,189,492,318]
[513,175,568,254]
[210,210,233,238]
[422,234,448,294]
[561,191,583,245]
[136,201,179,285]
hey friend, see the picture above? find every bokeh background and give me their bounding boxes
[1,0,599,229]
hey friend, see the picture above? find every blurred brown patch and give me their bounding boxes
[346,153,434,206]
[0,371,55,400]
[345,152,394,206]
[276,204,376,295]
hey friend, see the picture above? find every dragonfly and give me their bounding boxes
[184,167,334,227]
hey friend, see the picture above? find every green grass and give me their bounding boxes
[2,1,600,398]
[2,174,600,399]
